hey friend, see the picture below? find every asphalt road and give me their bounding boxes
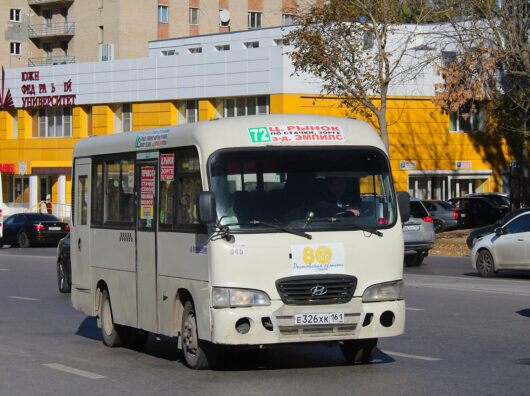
[0,247,528,395]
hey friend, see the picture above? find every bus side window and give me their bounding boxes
[77,175,88,225]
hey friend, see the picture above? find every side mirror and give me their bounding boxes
[397,191,410,222]
[494,227,504,236]
[196,191,217,224]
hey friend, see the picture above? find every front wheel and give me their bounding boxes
[18,232,30,248]
[181,300,217,369]
[476,250,496,277]
[341,338,378,364]
[404,253,424,267]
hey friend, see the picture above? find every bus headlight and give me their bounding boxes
[362,280,404,302]
[212,287,271,308]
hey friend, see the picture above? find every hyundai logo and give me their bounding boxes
[310,285,328,296]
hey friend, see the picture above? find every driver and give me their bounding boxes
[314,176,360,217]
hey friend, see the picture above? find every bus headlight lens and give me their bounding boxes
[362,280,404,302]
[212,287,271,308]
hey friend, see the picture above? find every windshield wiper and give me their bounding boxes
[305,216,383,237]
[222,220,312,240]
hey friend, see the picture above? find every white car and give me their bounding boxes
[471,211,530,277]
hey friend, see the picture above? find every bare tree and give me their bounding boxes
[432,0,529,206]
[286,0,439,151]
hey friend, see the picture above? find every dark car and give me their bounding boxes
[465,193,510,209]
[466,207,530,249]
[0,213,69,248]
[56,233,71,293]
[448,197,510,229]
[422,200,462,233]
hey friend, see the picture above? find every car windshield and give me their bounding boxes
[208,147,397,231]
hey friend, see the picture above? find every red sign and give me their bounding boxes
[160,154,175,182]
[19,70,76,109]
[0,163,15,173]
[140,166,155,219]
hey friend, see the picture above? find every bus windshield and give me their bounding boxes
[209,147,397,231]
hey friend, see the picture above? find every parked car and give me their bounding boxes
[422,200,462,233]
[466,207,530,249]
[465,193,510,209]
[471,211,530,277]
[56,233,71,293]
[403,198,435,266]
[0,213,69,248]
[448,197,510,228]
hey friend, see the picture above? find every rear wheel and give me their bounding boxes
[476,250,496,277]
[18,232,30,248]
[434,220,445,233]
[341,338,378,364]
[404,253,424,267]
[57,256,71,293]
[100,289,129,347]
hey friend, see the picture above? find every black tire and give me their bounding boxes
[181,300,217,370]
[341,338,378,364]
[18,232,30,248]
[404,253,424,267]
[476,249,496,277]
[434,220,445,233]
[100,289,129,347]
[57,256,71,293]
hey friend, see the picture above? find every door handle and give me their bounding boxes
[78,237,82,251]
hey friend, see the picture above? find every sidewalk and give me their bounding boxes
[431,229,471,256]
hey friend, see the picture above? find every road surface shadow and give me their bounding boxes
[516,309,530,318]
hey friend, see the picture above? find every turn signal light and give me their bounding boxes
[423,216,434,223]
[33,224,45,231]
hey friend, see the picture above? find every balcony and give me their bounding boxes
[28,55,75,67]
[29,22,75,39]
[28,0,74,6]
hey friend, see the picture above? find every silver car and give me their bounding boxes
[403,198,435,266]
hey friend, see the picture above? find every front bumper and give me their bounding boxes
[210,298,405,345]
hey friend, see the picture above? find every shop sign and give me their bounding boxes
[249,125,345,144]
[140,166,155,219]
[0,163,15,173]
[456,161,472,169]
[20,70,76,108]
[0,67,14,109]
[18,161,27,175]
[160,154,175,182]
[400,161,417,170]
[32,167,72,175]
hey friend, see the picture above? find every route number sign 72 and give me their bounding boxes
[248,127,271,143]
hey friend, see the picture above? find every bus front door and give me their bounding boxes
[136,160,158,333]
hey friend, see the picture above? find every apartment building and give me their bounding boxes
[1,0,311,67]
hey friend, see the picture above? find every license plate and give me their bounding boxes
[48,227,61,230]
[403,225,419,231]
[294,313,345,326]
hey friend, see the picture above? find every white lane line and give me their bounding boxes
[0,269,9,271]
[382,350,442,361]
[406,307,424,311]
[0,254,55,260]
[8,296,40,301]
[43,363,107,379]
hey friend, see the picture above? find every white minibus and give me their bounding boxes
[71,114,410,369]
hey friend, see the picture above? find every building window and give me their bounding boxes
[123,103,132,132]
[38,108,72,137]
[10,42,21,55]
[282,14,295,26]
[189,8,198,25]
[450,103,486,133]
[161,49,177,56]
[224,96,269,118]
[248,12,262,29]
[158,5,168,23]
[178,100,198,124]
[10,9,21,22]
[12,110,18,139]
[274,38,289,46]
[215,44,230,52]
[244,41,259,49]
[188,47,202,54]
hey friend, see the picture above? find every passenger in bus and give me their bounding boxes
[315,176,361,217]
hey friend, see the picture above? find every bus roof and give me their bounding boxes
[73,114,387,159]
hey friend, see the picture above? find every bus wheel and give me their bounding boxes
[340,338,378,364]
[404,253,424,267]
[101,289,128,347]
[182,300,211,369]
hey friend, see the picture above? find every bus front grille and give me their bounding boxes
[275,275,357,305]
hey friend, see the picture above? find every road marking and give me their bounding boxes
[0,269,8,271]
[0,254,55,260]
[43,363,107,379]
[8,296,40,301]
[382,350,442,361]
[406,307,424,311]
